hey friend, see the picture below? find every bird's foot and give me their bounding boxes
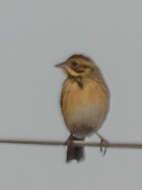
[100,137,109,156]
[96,132,109,156]
[65,134,74,147]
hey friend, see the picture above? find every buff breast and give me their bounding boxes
[61,78,109,138]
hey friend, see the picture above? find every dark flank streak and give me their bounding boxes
[77,80,83,89]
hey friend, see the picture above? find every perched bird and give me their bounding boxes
[56,54,110,162]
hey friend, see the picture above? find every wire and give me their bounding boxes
[0,138,141,150]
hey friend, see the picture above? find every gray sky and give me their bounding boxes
[0,0,142,189]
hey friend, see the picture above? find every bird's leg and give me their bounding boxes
[65,134,74,146]
[65,134,80,146]
[96,132,109,156]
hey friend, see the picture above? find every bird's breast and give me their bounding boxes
[61,78,109,138]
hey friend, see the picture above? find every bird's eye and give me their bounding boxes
[71,61,77,67]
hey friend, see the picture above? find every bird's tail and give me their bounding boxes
[66,137,84,163]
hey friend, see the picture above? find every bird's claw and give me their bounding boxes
[65,135,74,146]
[100,138,109,156]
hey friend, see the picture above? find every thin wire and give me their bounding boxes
[0,138,141,150]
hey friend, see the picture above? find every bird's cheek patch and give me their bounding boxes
[64,66,80,77]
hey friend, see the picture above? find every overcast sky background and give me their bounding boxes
[0,0,142,189]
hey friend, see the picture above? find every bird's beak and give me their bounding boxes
[55,62,65,68]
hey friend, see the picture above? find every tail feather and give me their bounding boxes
[66,144,84,163]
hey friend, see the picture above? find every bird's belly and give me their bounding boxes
[62,80,109,138]
[66,104,105,138]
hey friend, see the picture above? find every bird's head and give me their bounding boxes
[55,54,96,78]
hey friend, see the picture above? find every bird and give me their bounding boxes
[55,54,110,162]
